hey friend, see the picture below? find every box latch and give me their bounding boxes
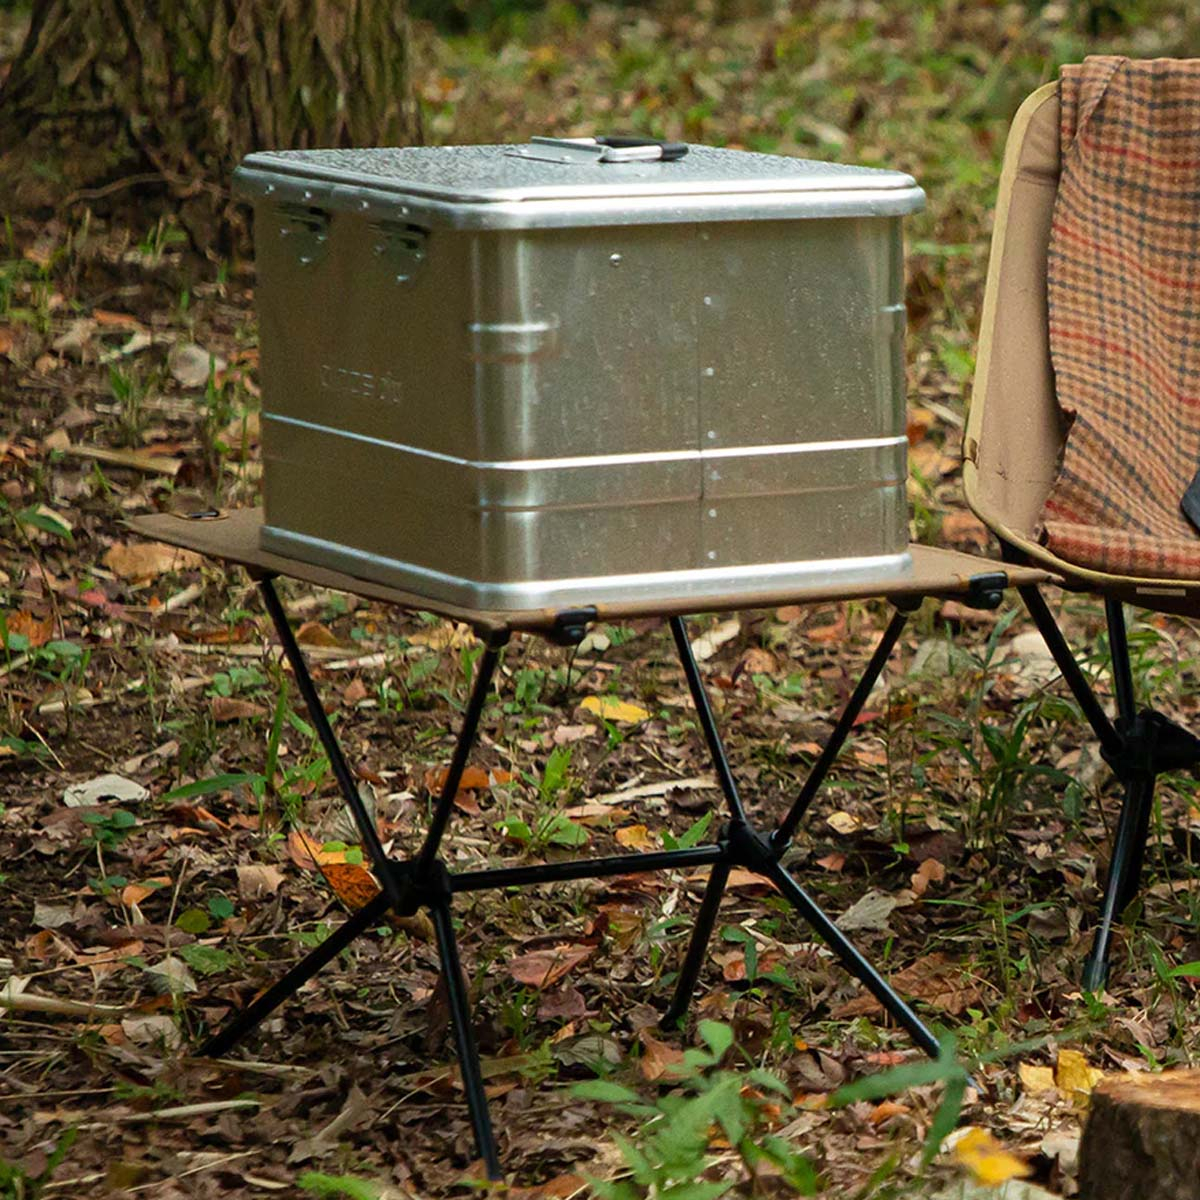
[371,221,429,285]
[276,203,329,268]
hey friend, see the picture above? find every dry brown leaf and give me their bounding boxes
[638,1030,685,1082]
[236,864,286,900]
[296,621,341,647]
[121,878,170,908]
[287,829,354,869]
[507,943,595,990]
[211,696,266,722]
[93,309,146,331]
[868,1100,910,1125]
[837,952,981,1017]
[103,540,202,581]
[909,857,946,898]
[5,610,54,648]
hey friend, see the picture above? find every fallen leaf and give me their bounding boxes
[816,852,846,872]
[868,1100,910,1125]
[296,620,341,647]
[508,1173,589,1200]
[638,1030,685,1082]
[63,774,149,808]
[33,901,75,929]
[322,863,382,911]
[169,341,226,388]
[690,617,740,661]
[236,864,286,900]
[615,824,655,850]
[837,952,982,1017]
[93,309,146,331]
[909,857,946,897]
[835,889,898,933]
[5,609,54,648]
[288,829,350,869]
[508,944,596,990]
[553,723,594,745]
[211,696,266,722]
[580,695,650,724]
[122,1014,182,1048]
[342,678,368,706]
[1019,1062,1057,1094]
[41,428,70,453]
[144,956,197,995]
[103,541,202,581]
[121,878,171,908]
[950,1126,1032,1186]
[827,811,864,836]
[1055,1048,1104,1106]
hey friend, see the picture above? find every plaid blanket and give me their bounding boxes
[1041,56,1200,579]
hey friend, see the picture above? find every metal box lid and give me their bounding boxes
[235,141,924,230]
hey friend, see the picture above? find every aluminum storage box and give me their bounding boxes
[234,140,925,611]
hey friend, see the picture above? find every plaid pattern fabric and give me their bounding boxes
[1041,56,1200,579]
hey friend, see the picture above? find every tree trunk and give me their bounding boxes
[0,0,421,247]
[1078,1071,1200,1200]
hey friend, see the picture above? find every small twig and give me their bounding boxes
[114,1099,262,1122]
[21,717,65,770]
[0,987,126,1019]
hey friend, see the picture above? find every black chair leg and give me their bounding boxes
[659,859,731,1030]
[203,891,391,1057]
[430,899,503,1181]
[1083,772,1156,991]
[764,859,941,1061]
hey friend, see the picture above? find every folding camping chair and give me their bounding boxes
[132,507,1046,1177]
[964,74,1200,991]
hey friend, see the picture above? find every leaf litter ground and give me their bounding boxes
[4,4,1200,1198]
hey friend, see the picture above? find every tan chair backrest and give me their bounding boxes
[963,81,1200,611]
[963,81,1063,555]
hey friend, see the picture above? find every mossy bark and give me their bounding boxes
[1,1,420,245]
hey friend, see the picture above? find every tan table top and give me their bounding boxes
[129,507,1053,637]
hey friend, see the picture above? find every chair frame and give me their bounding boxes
[965,80,1200,989]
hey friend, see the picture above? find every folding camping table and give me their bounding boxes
[131,507,1050,1178]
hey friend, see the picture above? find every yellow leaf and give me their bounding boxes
[615,824,655,850]
[951,1127,1032,1186]
[1018,1062,1057,1094]
[580,695,650,724]
[1055,1049,1104,1106]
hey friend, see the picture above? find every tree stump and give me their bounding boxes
[1078,1071,1200,1200]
